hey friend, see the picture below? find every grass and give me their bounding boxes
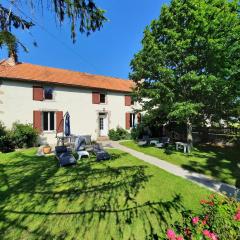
[120,140,240,186]
[0,148,211,240]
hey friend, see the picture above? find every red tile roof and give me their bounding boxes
[0,60,134,92]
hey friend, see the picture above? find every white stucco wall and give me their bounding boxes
[0,79,140,144]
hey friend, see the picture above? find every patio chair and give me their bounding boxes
[74,136,86,151]
[81,135,94,152]
[137,135,150,146]
[55,146,77,167]
[92,143,111,161]
[155,137,170,148]
[74,136,90,160]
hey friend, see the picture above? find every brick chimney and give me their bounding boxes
[7,50,18,66]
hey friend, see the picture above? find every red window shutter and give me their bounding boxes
[92,92,100,104]
[33,111,42,133]
[125,95,132,106]
[33,86,43,101]
[56,111,64,133]
[137,113,141,124]
[126,112,131,129]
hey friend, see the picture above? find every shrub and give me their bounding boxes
[0,133,15,153]
[108,127,130,141]
[0,121,6,137]
[166,194,240,240]
[130,125,145,140]
[11,122,38,148]
[0,122,15,153]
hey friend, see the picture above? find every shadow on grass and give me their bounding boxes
[0,150,183,239]
[180,145,240,186]
[137,142,239,186]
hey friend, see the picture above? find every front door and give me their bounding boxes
[99,113,108,136]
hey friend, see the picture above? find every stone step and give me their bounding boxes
[97,136,109,141]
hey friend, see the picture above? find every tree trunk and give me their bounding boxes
[187,119,193,151]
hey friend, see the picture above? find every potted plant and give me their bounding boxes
[43,144,51,154]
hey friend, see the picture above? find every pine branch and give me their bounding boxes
[0,4,34,31]
[0,1,107,56]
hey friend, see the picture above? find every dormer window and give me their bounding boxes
[44,87,53,100]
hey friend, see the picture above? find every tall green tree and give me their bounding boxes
[0,0,106,56]
[130,0,240,147]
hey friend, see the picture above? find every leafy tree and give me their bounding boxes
[130,0,240,147]
[0,3,34,58]
[0,0,106,56]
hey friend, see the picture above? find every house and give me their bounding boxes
[0,58,141,144]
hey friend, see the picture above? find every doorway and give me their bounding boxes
[99,113,108,136]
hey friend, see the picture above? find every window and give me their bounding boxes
[43,112,55,131]
[99,118,104,130]
[130,113,136,128]
[100,93,106,103]
[131,98,135,105]
[44,87,53,100]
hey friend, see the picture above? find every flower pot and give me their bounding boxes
[43,146,51,154]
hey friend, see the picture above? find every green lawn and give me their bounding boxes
[120,140,240,186]
[0,148,210,240]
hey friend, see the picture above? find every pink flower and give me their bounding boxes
[176,236,184,240]
[203,229,211,238]
[209,194,215,199]
[200,199,208,204]
[167,229,176,239]
[184,228,191,236]
[203,230,218,240]
[201,215,208,225]
[202,219,207,225]
[200,199,214,206]
[208,201,214,206]
[192,216,199,225]
[234,210,240,221]
[210,233,218,240]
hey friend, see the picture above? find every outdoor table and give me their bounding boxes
[77,151,90,160]
[56,136,71,146]
[175,142,190,154]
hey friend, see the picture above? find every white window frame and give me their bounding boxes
[130,113,135,128]
[130,113,139,128]
[42,111,56,132]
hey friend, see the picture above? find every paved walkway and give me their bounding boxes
[102,141,239,198]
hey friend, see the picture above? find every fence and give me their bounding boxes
[193,127,240,136]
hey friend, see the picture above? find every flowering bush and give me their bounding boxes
[166,194,240,240]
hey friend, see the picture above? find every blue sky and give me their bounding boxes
[1,0,168,79]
